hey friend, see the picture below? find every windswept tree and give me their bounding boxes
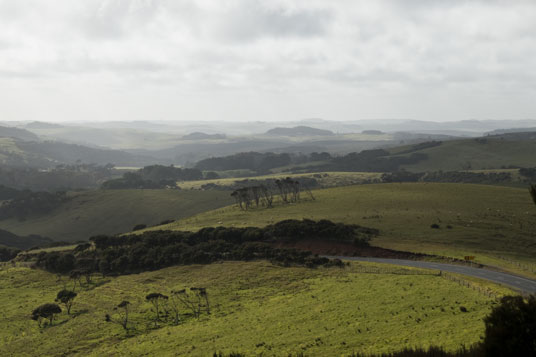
[168,290,183,325]
[105,300,131,332]
[55,289,77,315]
[482,295,536,356]
[173,287,210,318]
[529,184,536,206]
[146,293,168,326]
[31,303,62,327]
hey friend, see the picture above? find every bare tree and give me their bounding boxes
[146,293,168,327]
[173,287,210,318]
[55,289,77,315]
[105,300,131,332]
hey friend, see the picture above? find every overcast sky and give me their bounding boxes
[1,0,535,123]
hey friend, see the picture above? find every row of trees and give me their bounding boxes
[35,219,364,276]
[31,285,211,332]
[101,165,204,189]
[230,178,315,210]
[106,288,210,332]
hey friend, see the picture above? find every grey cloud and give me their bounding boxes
[214,1,333,42]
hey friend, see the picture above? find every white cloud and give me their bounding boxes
[0,0,535,122]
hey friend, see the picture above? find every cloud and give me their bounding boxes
[0,0,535,122]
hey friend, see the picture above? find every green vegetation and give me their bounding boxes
[0,189,233,242]
[392,137,536,172]
[148,183,536,268]
[0,261,509,356]
[178,171,382,190]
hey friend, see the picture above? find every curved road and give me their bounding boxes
[326,256,536,295]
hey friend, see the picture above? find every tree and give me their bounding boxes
[482,295,536,356]
[145,293,168,326]
[105,300,131,332]
[529,184,536,206]
[173,288,210,318]
[31,303,62,327]
[168,290,183,325]
[55,289,77,315]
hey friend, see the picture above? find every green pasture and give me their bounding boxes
[0,261,507,356]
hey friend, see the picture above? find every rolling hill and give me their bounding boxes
[0,261,508,356]
[391,134,536,172]
[147,183,536,269]
[0,189,234,242]
[0,137,157,168]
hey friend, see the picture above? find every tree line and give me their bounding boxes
[101,165,204,189]
[0,190,69,220]
[34,219,375,276]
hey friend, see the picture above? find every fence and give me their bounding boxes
[441,272,502,300]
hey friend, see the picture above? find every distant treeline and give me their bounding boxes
[0,190,69,220]
[0,228,52,252]
[195,152,332,174]
[0,164,114,191]
[192,148,430,173]
[102,165,204,189]
[34,219,377,275]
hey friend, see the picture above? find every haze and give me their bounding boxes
[1,0,535,123]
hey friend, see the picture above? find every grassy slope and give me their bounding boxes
[0,261,509,356]
[0,189,233,242]
[178,171,381,190]
[148,183,536,267]
[394,137,536,172]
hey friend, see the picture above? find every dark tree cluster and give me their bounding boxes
[194,152,292,173]
[230,177,316,210]
[34,219,367,276]
[0,190,69,220]
[101,165,203,189]
[519,167,536,181]
[324,149,428,172]
[0,164,114,191]
[0,246,20,261]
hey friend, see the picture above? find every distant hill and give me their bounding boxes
[0,126,39,141]
[0,189,234,242]
[0,137,156,168]
[181,132,226,140]
[265,126,334,136]
[390,133,536,172]
[0,229,52,250]
[25,121,64,129]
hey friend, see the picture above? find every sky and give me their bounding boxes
[1,0,535,123]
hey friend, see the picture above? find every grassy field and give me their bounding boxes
[0,189,233,242]
[147,183,536,269]
[391,137,536,172]
[178,171,382,190]
[0,261,510,356]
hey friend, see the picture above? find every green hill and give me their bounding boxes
[0,189,233,242]
[392,135,536,172]
[147,183,536,269]
[0,261,509,356]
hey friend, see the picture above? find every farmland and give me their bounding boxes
[147,183,536,270]
[0,189,233,242]
[0,261,509,356]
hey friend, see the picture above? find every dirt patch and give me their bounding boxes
[273,239,472,264]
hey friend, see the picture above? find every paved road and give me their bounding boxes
[326,256,536,295]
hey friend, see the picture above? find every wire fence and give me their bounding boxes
[441,272,503,300]
[497,256,536,274]
[353,264,439,276]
